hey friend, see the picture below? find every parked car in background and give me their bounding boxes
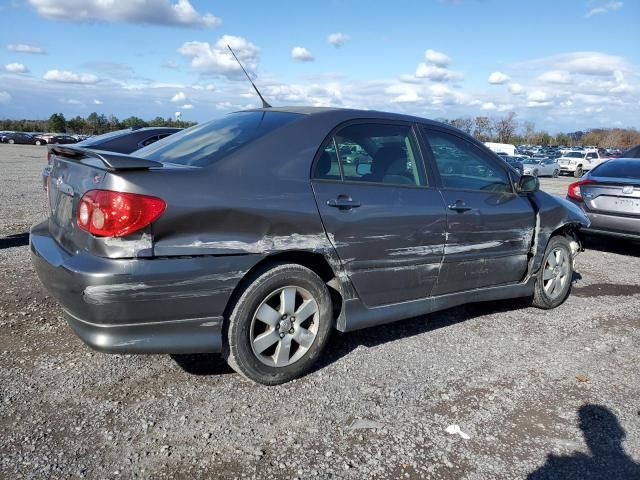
[74,127,181,154]
[557,149,604,177]
[623,145,640,158]
[42,127,181,189]
[0,132,40,145]
[47,135,80,145]
[522,157,560,177]
[31,107,588,385]
[498,155,524,175]
[484,142,519,157]
[566,158,640,240]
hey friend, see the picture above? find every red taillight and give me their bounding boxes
[77,190,165,237]
[567,180,593,201]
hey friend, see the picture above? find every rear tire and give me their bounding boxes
[553,169,559,178]
[224,263,333,385]
[35,140,42,146]
[8,139,14,144]
[531,236,573,309]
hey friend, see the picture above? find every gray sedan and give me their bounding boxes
[566,158,640,240]
[31,107,589,384]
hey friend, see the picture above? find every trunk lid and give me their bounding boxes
[582,178,640,216]
[45,146,163,257]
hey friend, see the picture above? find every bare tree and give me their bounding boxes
[450,117,474,135]
[473,116,493,141]
[493,112,518,143]
[522,120,536,142]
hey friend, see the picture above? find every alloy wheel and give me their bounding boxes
[542,248,570,299]
[250,286,319,367]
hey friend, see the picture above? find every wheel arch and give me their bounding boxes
[223,250,345,330]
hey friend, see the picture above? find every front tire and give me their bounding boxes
[553,169,559,178]
[224,263,333,385]
[531,236,573,309]
[8,139,15,144]
[574,166,583,177]
[35,140,42,146]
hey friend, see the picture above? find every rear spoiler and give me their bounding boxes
[48,145,162,171]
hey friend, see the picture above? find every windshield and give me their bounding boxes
[522,158,541,164]
[135,111,302,166]
[564,152,584,158]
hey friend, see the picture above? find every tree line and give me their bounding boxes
[440,113,640,148]
[0,112,197,135]
[1,111,638,148]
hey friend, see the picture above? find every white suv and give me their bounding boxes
[557,150,603,177]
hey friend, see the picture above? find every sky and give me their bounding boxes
[0,0,638,132]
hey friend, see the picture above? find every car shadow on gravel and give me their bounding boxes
[528,404,640,479]
[312,296,534,373]
[582,235,640,257]
[170,354,234,376]
[0,232,29,249]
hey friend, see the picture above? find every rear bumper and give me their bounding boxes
[565,200,640,240]
[30,220,258,354]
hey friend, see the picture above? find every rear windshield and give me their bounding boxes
[591,160,640,179]
[135,111,302,166]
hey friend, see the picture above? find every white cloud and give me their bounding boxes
[481,102,497,110]
[93,99,103,105]
[386,83,422,103]
[527,90,553,107]
[7,43,46,54]
[180,103,194,109]
[61,98,82,105]
[5,63,28,73]
[291,46,314,62]
[0,91,11,103]
[327,33,350,48]
[508,83,524,95]
[554,51,626,76]
[538,70,573,84]
[171,91,186,102]
[43,69,98,84]
[585,1,623,17]
[27,0,221,28]
[415,63,463,82]
[179,35,259,77]
[424,49,450,68]
[488,71,510,84]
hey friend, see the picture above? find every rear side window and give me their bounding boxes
[423,128,512,193]
[591,160,640,179]
[314,123,426,187]
[136,111,302,166]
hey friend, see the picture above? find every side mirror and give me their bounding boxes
[518,174,539,193]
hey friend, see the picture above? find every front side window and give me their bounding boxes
[423,128,512,193]
[332,123,426,186]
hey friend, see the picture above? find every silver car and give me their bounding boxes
[522,158,560,177]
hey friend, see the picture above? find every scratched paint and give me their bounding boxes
[83,270,245,304]
[190,233,337,253]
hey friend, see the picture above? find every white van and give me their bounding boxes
[484,142,518,157]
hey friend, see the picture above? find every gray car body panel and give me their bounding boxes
[31,107,589,354]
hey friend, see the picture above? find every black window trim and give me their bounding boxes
[310,118,433,190]
[419,124,517,195]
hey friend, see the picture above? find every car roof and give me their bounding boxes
[240,106,446,127]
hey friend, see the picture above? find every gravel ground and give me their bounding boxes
[1,144,639,479]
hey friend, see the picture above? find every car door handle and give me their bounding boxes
[327,195,361,210]
[448,201,472,213]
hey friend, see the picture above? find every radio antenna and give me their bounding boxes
[227,44,272,109]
